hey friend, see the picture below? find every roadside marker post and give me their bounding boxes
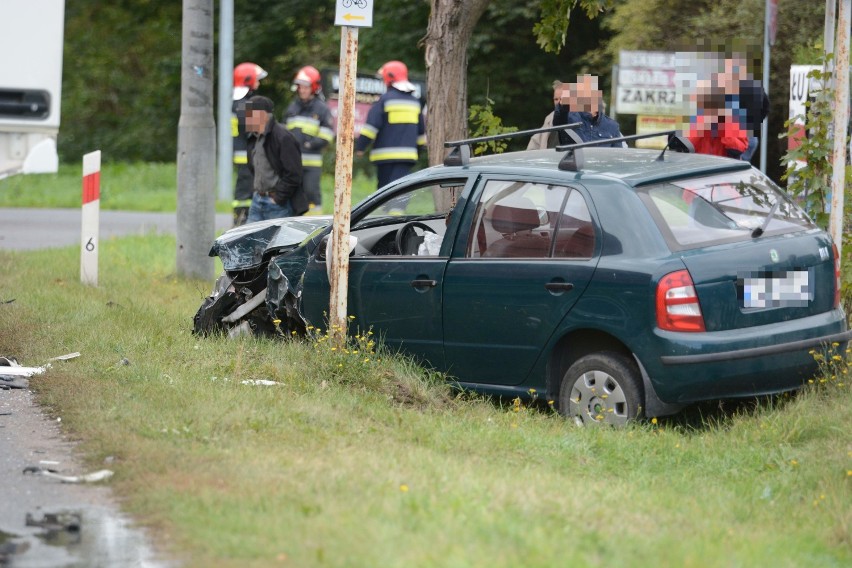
[81,150,101,286]
[329,0,373,346]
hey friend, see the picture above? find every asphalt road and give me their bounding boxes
[0,208,218,566]
[0,207,233,250]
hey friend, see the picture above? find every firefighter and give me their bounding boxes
[356,60,426,191]
[231,62,268,226]
[285,66,335,214]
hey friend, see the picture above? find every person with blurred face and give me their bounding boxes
[244,96,306,222]
[686,82,749,158]
[558,74,624,147]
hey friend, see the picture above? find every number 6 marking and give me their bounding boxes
[85,238,95,252]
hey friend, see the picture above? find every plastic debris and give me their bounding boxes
[23,466,114,483]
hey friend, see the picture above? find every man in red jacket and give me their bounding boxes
[686,82,749,159]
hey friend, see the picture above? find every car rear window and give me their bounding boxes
[638,170,815,250]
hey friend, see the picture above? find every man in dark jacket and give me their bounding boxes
[724,56,769,162]
[244,96,306,222]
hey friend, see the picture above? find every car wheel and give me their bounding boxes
[559,352,643,427]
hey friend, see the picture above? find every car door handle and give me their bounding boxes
[410,279,437,288]
[544,282,574,292]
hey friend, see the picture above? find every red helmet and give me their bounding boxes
[378,61,408,86]
[233,62,268,100]
[293,65,322,94]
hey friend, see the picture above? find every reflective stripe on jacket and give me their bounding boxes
[285,97,335,169]
[355,87,426,164]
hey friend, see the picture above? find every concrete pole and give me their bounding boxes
[329,26,358,345]
[830,0,850,259]
[759,0,772,173]
[217,0,234,203]
[176,0,216,280]
[825,0,837,87]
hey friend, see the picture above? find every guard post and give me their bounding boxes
[80,150,101,286]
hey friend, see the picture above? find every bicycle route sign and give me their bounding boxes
[335,0,373,28]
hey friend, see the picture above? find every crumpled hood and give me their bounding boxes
[211,215,332,270]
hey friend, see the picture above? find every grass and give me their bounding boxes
[0,162,379,214]
[0,236,850,567]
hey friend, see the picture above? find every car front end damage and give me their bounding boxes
[193,217,329,337]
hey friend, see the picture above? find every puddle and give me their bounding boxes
[0,506,170,567]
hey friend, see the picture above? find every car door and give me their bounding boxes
[300,177,472,369]
[442,178,600,386]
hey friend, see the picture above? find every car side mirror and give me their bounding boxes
[319,234,359,277]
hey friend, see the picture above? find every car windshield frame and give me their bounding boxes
[636,170,816,252]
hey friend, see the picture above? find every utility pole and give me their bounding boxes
[825,0,837,88]
[177,0,216,280]
[760,0,778,173]
[830,0,850,259]
[217,0,234,203]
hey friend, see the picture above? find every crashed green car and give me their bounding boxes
[195,132,850,425]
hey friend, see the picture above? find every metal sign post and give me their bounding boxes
[329,0,373,345]
[760,0,778,174]
[830,0,850,261]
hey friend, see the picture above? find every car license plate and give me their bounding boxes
[740,270,812,308]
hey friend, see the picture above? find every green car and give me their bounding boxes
[195,134,850,425]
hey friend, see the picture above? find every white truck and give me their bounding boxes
[0,0,65,179]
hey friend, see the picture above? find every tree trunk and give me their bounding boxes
[423,0,491,168]
[177,0,216,280]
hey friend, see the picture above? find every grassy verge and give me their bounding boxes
[0,238,850,568]
[0,162,378,214]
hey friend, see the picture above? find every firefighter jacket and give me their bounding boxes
[232,92,256,205]
[231,93,255,166]
[284,96,335,169]
[355,87,426,164]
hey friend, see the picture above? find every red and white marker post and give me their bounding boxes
[80,150,101,286]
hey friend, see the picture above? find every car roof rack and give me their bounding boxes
[555,130,695,172]
[443,122,582,166]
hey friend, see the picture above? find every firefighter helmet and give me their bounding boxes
[378,60,416,93]
[293,65,322,94]
[233,62,268,100]
[378,60,408,86]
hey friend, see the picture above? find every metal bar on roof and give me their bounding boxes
[554,130,679,152]
[444,122,583,148]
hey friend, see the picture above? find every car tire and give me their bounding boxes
[558,352,644,427]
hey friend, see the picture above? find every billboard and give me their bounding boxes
[321,69,426,135]
[616,50,687,116]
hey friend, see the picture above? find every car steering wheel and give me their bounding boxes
[395,221,437,255]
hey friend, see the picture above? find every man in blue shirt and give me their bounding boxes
[554,74,624,147]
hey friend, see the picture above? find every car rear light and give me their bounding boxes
[833,242,841,309]
[656,270,706,332]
